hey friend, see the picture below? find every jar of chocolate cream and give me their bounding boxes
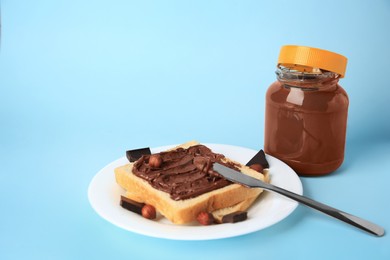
[264,45,348,176]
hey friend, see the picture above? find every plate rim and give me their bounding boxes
[88,143,303,240]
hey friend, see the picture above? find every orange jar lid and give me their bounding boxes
[277,45,348,78]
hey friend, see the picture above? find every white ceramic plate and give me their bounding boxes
[88,144,303,240]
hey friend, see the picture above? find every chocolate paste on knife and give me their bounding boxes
[132,145,239,200]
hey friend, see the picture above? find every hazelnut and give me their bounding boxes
[196,212,214,225]
[149,154,163,168]
[249,163,264,173]
[141,204,156,219]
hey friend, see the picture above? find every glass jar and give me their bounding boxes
[264,45,348,176]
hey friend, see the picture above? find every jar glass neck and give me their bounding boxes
[276,67,340,90]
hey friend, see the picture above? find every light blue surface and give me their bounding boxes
[1,0,389,259]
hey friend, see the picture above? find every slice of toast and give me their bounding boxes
[115,141,268,224]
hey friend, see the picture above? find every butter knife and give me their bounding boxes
[213,163,385,237]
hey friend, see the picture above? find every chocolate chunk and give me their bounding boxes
[249,163,264,173]
[246,149,269,168]
[120,196,145,215]
[222,211,248,223]
[126,147,151,162]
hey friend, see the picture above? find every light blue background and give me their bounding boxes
[1,0,389,259]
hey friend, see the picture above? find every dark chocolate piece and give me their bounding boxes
[249,163,264,173]
[222,211,248,223]
[120,196,145,215]
[126,147,151,162]
[246,149,269,168]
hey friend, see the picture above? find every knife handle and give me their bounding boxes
[263,183,385,237]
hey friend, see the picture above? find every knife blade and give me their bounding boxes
[213,163,385,237]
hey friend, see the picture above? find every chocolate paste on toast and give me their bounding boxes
[132,145,239,200]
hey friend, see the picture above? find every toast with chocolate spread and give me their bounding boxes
[115,141,269,224]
